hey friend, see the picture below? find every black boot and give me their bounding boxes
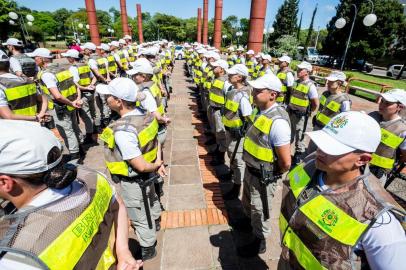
[217,171,232,181]
[155,181,164,197]
[210,151,225,166]
[237,237,266,258]
[141,245,157,261]
[222,183,241,200]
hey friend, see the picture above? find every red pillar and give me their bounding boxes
[248,0,267,53]
[84,0,100,45]
[197,8,202,43]
[213,0,223,49]
[202,0,209,45]
[120,0,130,36]
[136,4,144,43]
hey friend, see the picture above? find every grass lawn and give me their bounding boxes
[345,71,406,91]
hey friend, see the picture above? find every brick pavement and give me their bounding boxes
[79,60,405,269]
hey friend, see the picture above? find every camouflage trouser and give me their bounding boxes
[289,112,306,153]
[50,109,81,154]
[95,92,111,125]
[120,181,161,247]
[213,108,227,152]
[241,168,277,240]
[79,91,96,134]
[226,131,245,185]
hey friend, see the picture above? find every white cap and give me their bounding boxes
[247,50,255,55]
[2,38,23,47]
[381,89,406,106]
[228,46,235,52]
[278,55,291,64]
[97,43,110,51]
[0,50,9,62]
[211,59,229,70]
[326,71,346,82]
[81,42,97,51]
[126,58,154,75]
[118,39,126,45]
[255,53,262,59]
[26,48,53,58]
[61,49,80,59]
[0,120,62,175]
[248,74,282,92]
[297,61,313,72]
[96,78,139,102]
[262,54,272,62]
[227,64,249,77]
[123,35,132,40]
[307,111,381,156]
[197,48,207,54]
[236,46,244,51]
[110,41,120,48]
[206,51,220,61]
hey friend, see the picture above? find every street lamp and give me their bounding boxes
[8,11,34,44]
[209,36,212,45]
[335,0,377,70]
[222,34,227,46]
[236,31,243,46]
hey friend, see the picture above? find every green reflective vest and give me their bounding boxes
[276,69,292,104]
[208,76,227,108]
[288,79,315,113]
[96,57,108,76]
[77,63,92,87]
[100,114,159,177]
[280,159,406,270]
[315,91,350,127]
[117,50,128,71]
[222,86,252,129]
[0,75,38,116]
[107,55,117,72]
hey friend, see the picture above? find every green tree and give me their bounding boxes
[323,0,404,63]
[303,4,318,57]
[31,11,58,40]
[296,11,302,40]
[272,35,299,57]
[271,0,299,43]
[52,8,71,39]
[0,0,19,41]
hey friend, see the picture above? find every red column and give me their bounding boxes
[84,0,100,45]
[197,8,202,43]
[202,0,209,45]
[248,0,267,53]
[120,0,130,36]
[213,0,223,49]
[136,4,144,43]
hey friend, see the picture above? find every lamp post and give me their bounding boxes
[335,0,377,70]
[222,34,227,46]
[8,12,34,44]
[209,36,212,46]
[236,31,243,46]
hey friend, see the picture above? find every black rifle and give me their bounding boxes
[135,174,160,229]
[384,162,406,189]
[300,106,312,141]
[260,164,282,220]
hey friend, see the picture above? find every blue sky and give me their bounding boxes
[16,0,339,30]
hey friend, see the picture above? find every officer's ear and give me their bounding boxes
[355,152,372,167]
[0,174,16,193]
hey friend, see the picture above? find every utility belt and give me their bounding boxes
[369,165,387,179]
[288,108,308,117]
[112,172,159,187]
[210,106,222,111]
[225,126,244,139]
[53,101,71,115]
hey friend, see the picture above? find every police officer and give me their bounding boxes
[95,43,112,128]
[245,50,256,78]
[227,46,236,67]
[207,59,231,167]
[237,74,291,257]
[252,53,263,79]
[279,111,406,269]
[256,54,273,78]
[97,78,166,260]
[2,38,36,77]
[111,41,129,76]
[288,61,319,165]
[222,64,253,199]
[0,120,142,270]
[0,50,48,121]
[276,55,295,104]
[235,47,246,64]
[30,48,82,160]
[369,89,406,185]
[61,48,96,145]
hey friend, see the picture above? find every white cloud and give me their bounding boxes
[325,5,335,12]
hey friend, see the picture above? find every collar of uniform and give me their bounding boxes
[259,102,279,115]
[122,108,145,118]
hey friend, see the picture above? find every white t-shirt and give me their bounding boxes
[88,58,98,70]
[114,109,145,160]
[69,66,80,83]
[41,72,58,89]
[139,86,158,113]
[113,51,121,63]
[223,80,232,94]
[233,90,252,117]
[260,103,291,147]
[9,56,22,74]
[318,173,406,270]
[286,72,295,87]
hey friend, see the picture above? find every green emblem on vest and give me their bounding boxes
[319,209,338,232]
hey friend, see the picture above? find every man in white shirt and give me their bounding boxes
[3,38,36,77]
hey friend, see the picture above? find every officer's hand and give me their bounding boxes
[87,85,96,91]
[72,100,82,109]
[157,164,167,178]
[118,257,143,270]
